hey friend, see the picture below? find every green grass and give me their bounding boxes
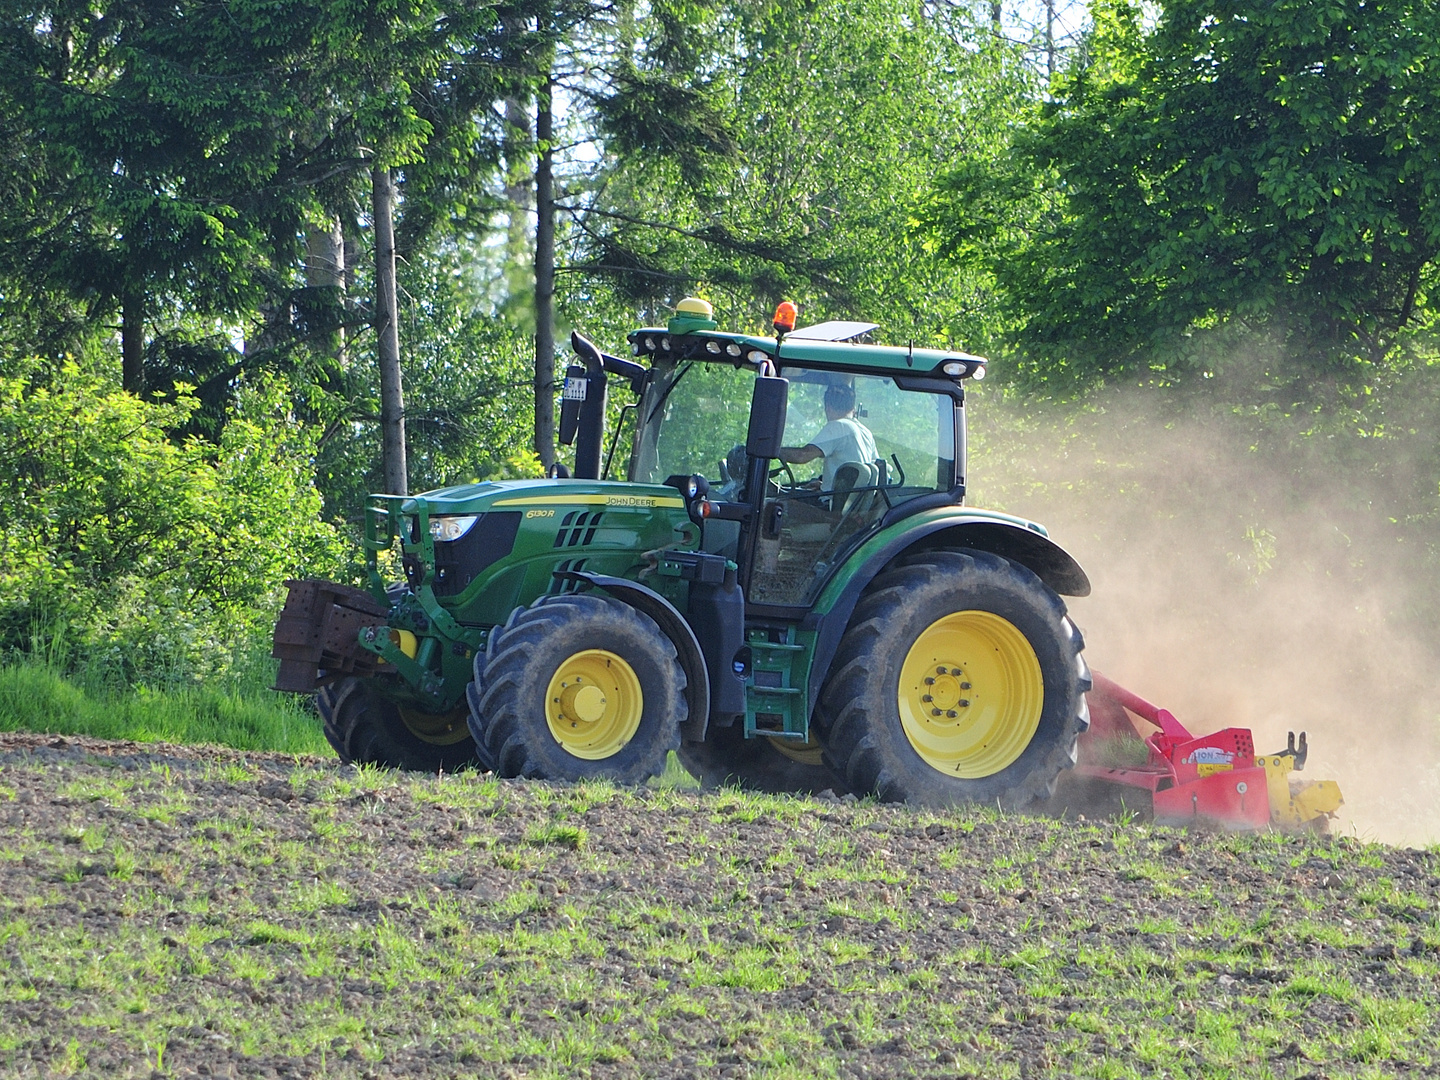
[3,663,1438,1077]
[1,755,1437,1079]
[0,662,327,754]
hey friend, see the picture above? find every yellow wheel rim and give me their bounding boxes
[898,611,1044,779]
[545,649,644,760]
[398,704,473,747]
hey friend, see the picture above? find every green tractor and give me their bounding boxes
[273,299,1092,807]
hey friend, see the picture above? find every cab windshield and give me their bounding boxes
[630,359,757,495]
[630,359,957,504]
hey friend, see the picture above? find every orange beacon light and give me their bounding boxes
[772,301,797,335]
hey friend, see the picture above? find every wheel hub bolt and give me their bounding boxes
[931,708,942,717]
[946,710,957,718]
[936,666,948,675]
[922,694,933,703]
[959,699,970,708]
[960,682,971,690]
[924,677,935,685]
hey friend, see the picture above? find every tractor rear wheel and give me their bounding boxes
[472,592,685,784]
[677,723,848,795]
[317,676,480,773]
[818,550,1090,808]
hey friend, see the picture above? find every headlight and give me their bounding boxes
[747,350,770,364]
[430,515,479,542]
[942,359,988,380]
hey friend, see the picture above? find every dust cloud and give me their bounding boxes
[969,386,1440,847]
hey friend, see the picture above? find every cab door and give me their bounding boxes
[746,371,958,607]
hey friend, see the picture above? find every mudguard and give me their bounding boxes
[802,510,1091,719]
[552,571,711,743]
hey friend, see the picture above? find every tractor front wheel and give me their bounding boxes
[818,550,1090,808]
[472,592,685,784]
[317,676,479,772]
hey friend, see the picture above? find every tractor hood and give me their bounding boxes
[384,477,688,517]
[363,478,696,630]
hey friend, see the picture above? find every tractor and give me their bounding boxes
[273,298,1099,807]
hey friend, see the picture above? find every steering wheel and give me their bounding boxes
[768,460,798,490]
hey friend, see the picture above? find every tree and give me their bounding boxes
[0,0,352,391]
[931,0,1440,387]
[483,0,733,469]
[317,0,520,490]
[563,0,1032,353]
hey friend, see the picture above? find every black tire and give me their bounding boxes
[463,599,537,773]
[818,550,1091,809]
[677,722,849,795]
[463,680,499,773]
[473,592,686,784]
[316,676,480,773]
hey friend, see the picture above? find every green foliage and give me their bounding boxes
[0,0,335,361]
[0,0,519,414]
[932,0,1440,388]
[4,0,1439,707]
[0,662,327,754]
[569,0,1034,350]
[0,361,346,681]
[310,241,540,519]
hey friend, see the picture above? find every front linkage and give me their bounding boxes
[274,495,486,713]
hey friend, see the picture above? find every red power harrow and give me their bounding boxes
[1076,672,1343,830]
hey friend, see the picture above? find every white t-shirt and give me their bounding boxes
[809,417,879,490]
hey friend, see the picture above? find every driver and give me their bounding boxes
[777,382,878,491]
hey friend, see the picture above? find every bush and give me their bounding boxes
[0,361,348,685]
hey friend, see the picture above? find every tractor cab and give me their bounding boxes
[633,358,964,607]
[561,298,989,609]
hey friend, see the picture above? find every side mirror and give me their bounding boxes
[745,376,788,459]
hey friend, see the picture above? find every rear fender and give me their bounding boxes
[552,571,711,743]
[802,514,1090,719]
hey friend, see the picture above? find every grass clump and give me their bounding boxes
[0,661,326,754]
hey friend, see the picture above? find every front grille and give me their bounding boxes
[405,511,522,596]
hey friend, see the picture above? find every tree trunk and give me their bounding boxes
[343,219,360,300]
[372,165,407,496]
[1045,0,1055,82]
[121,288,144,393]
[503,97,532,287]
[990,0,1001,34]
[533,73,557,471]
[306,218,346,365]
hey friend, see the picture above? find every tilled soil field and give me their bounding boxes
[1,731,1437,1080]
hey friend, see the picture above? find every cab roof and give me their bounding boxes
[625,327,987,379]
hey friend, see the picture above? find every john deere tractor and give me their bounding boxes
[273,300,1093,807]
